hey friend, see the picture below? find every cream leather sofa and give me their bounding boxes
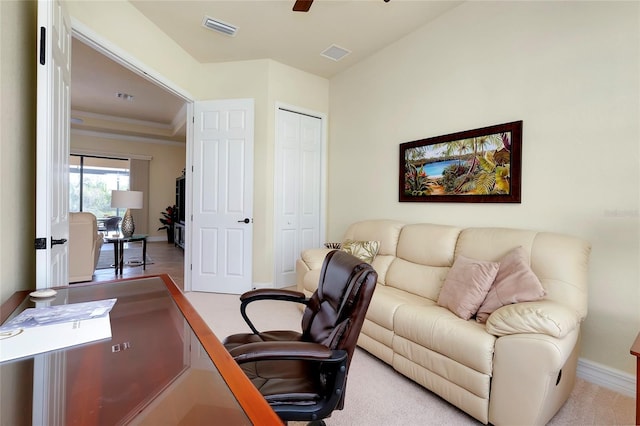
[296,220,591,425]
[69,212,104,283]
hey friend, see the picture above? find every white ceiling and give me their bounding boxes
[71,38,187,143]
[129,0,462,79]
[70,0,463,143]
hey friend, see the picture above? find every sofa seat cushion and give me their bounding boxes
[392,338,491,423]
[359,319,395,364]
[393,304,496,375]
[361,318,394,347]
[366,285,435,331]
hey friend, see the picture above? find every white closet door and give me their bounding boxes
[274,108,323,287]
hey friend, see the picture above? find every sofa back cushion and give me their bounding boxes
[342,220,404,256]
[456,228,590,319]
[342,220,405,285]
[385,224,461,300]
[385,258,450,300]
[396,224,461,266]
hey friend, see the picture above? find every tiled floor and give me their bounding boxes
[88,241,185,290]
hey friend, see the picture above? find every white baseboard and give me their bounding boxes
[577,357,636,398]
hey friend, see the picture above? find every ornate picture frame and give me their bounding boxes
[399,121,522,203]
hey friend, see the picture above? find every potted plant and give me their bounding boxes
[158,205,177,244]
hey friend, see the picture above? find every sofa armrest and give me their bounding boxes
[299,248,333,270]
[296,248,334,296]
[486,301,581,338]
[489,328,581,425]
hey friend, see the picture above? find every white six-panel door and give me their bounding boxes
[191,99,254,294]
[35,0,71,288]
[274,108,323,287]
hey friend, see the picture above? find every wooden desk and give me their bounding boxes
[0,275,282,425]
[632,332,640,426]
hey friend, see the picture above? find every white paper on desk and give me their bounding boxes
[0,299,117,363]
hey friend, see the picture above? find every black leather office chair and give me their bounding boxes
[223,250,377,425]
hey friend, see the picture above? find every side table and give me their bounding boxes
[631,332,640,425]
[103,234,148,275]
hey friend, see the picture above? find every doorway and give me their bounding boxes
[68,28,192,287]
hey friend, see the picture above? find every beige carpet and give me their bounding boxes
[185,291,635,425]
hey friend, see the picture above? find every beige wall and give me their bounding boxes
[329,1,639,375]
[0,1,37,304]
[70,135,186,240]
[67,0,197,95]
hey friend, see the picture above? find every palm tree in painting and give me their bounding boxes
[452,133,509,194]
[406,146,428,162]
[443,139,466,165]
[469,133,512,194]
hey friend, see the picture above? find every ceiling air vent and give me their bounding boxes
[321,44,351,62]
[202,16,238,37]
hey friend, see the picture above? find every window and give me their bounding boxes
[70,155,130,218]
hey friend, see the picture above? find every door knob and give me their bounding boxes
[237,218,251,224]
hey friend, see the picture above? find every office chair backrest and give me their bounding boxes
[301,250,377,360]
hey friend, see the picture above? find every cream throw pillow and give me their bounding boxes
[341,239,380,264]
[476,247,546,323]
[437,255,500,320]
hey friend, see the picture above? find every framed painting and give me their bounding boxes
[399,121,522,203]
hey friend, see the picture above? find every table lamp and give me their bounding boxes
[111,190,143,237]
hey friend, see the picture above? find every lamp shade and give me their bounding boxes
[111,190,143,209]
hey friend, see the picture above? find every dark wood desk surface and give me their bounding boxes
[0,274,282,425]
[631,332,640,426]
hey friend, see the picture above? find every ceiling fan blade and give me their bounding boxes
[293,0,313,12]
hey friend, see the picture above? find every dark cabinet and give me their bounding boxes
[174,223,185,249]
[175,176,186,223]
[175,175,186,249]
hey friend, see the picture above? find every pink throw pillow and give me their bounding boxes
[437,255,500,320]
[476,247,546,323]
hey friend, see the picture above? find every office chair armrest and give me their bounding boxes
[240,289,308,334]
[240,288,307,304]
[229,341,344,364]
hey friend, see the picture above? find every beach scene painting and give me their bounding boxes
[399,121,522,203]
